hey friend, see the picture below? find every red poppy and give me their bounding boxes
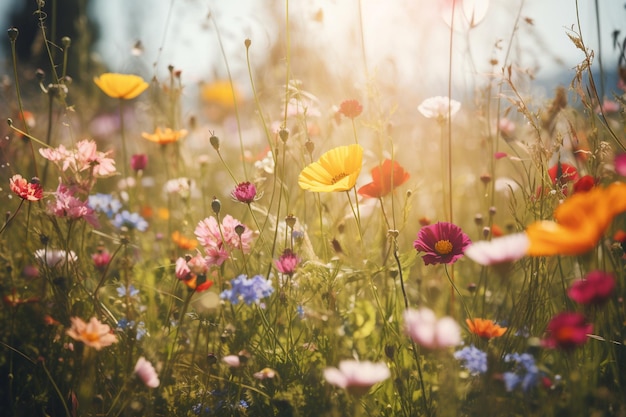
[542,312,592,350]
[358,159,410,198]
[572,175,595,193]
[548,162,578,185]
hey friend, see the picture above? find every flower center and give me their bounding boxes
[434,239,453,255]
[331,172,348,184]
[84,331,101,342]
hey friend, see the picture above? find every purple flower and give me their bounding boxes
[112,210,148,231]
[413,222,471,265]
[454,345,487,375]
[568,271,615,305]
[274,249,300,275]
[231,181,257,204]
[616,153,626,176]
[220,274,274,305]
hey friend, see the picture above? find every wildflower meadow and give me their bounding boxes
[2,1,626,416]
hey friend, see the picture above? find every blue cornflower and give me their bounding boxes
[112,210,148,231]
[191,403,210,415]
[454,345,487,375]
[297,305,305,319]
[220,274,274,305]
[503,352,540,392]
[116,284,139,298]
[135,321,147,340]
[88,193,122,218]
[117,318,134,331]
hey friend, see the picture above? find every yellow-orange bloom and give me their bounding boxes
[66,317,118,350]
[142,127,188,145]
[466,318,507,339]
[526,182,626,256]
[298,144,363,192]
[172,231,198,250]
[200,80,242,110]
[94,73,149,99]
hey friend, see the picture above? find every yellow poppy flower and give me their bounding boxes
[141,127,188,145]
[526,182,626,256]
[200,80,241,109]
[298,144,363,192]
[94,73,149,99]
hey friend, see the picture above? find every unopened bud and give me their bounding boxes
[474,213,483,226]
[211,197,221,215]
[7,27,18,42]
[244,38,251,48]
[285,214,296,229]
[305,140,314,156]
[279,128,289,143]
[210,134,220,151]
[61,36,71,48]
[234,224,245,237]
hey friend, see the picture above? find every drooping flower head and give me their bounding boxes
[466,318,507,339]
[418,96,461,121]
[94,73,149,99]
[526,182,626,256]
[403,307,462,349]
[298,144,363,192]
[357,159,410,198]
[542,312,592,350]
[9,174,43,201]
[567,271,615,305]
[141,127,188,145]
[323,360,390,396]
[413,222,471,265]
[66,316,118,350]
[231,182,258,204]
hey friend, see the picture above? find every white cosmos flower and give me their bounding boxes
[464,233,529,265]
[403,307,461,349]
[418,96,461,120]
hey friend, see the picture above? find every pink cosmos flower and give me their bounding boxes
[66,317,118,350]
[567,271,615,305]
[403,307,461,349]
[231,182,257,204]
[9,174,43,201]
[464,233,529,265]
[323,360,390,395]
[48,182,99,227]
[194,215,253,267]
[175,254,213,292]
[134,357,160,388]
[542,312,592,350]
[274,248,300,276]
[40,140,116,178]
[413,222,471,265]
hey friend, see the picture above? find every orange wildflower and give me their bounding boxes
[526,182,626,256]
[172,231,198,250]
[141,127,188,145]
[466,318,507,339]
[357,159,410,199]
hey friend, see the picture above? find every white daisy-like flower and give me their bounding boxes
[464,233,529,265]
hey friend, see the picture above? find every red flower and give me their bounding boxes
[9,174,43,201]
[542,312,592,350]
[338,99,363,119]
[548,162,579,185]
[572,175,596,193]
[567,271,615,305]
[358,159,410,198]
[413,222,471,265]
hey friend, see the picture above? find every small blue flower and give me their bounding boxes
[116,284,139,298]
[297,305,305,319]
[503,352,540,392]
[88,193,122,218]
[220,274,274,305]
[112,210,148,231]
[454,345,487,375]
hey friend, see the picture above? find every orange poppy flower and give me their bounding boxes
[526,182,626,256]
[466,318,507,339]
[142,127,188,145]
[357,159,410,198]
[172,231,198,250]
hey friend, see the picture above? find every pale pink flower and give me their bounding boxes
[403,307,461,349]
[253,367,277,380]
[323,360,390,394]
[134,357,160,388]
[418,96,461,121]
[9,174,43,201]
[464,233,529,265]
[48,182,99,227]
[194,215,253,267]
[40,140,116,178]
[66,317,118,350]
[222,355,241,367]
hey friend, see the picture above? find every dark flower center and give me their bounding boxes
[331,172,348,184]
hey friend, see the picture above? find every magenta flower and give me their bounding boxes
[615,153,626,177]
[92,248,112,271]
[413,222,471,265]
[274,249,300,276]
[130,154,148,171]
[231,181,257,204]
[542,312,592,350]
[567,271,615,305]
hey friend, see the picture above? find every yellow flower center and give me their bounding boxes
[331,172,348,184]
[84,331,101,342]
[434,239,453,255]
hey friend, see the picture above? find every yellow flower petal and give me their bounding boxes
[141,127,188,145]
[94,73,149,99]
[526,182,626,256]
[298,144,363,192]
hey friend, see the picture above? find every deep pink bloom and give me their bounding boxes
[130,154,148,171]
[92,249,112,270]
[615,153,626,176]
[567,271,615,305]
[542,312,592,350]
[338,99,363,119]
[275,248,300,275]
[231,181,257,204]
[9,174,43,201]
[494,152,508,160]
[413,222,471,265]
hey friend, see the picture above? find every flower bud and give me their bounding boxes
[7,27,18,42]
[244,38,251,48]
[130,154,148,172]
[61,36,71,48]
[279,128,289,143]
[210,134,220,151]
[211,197,221,215]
